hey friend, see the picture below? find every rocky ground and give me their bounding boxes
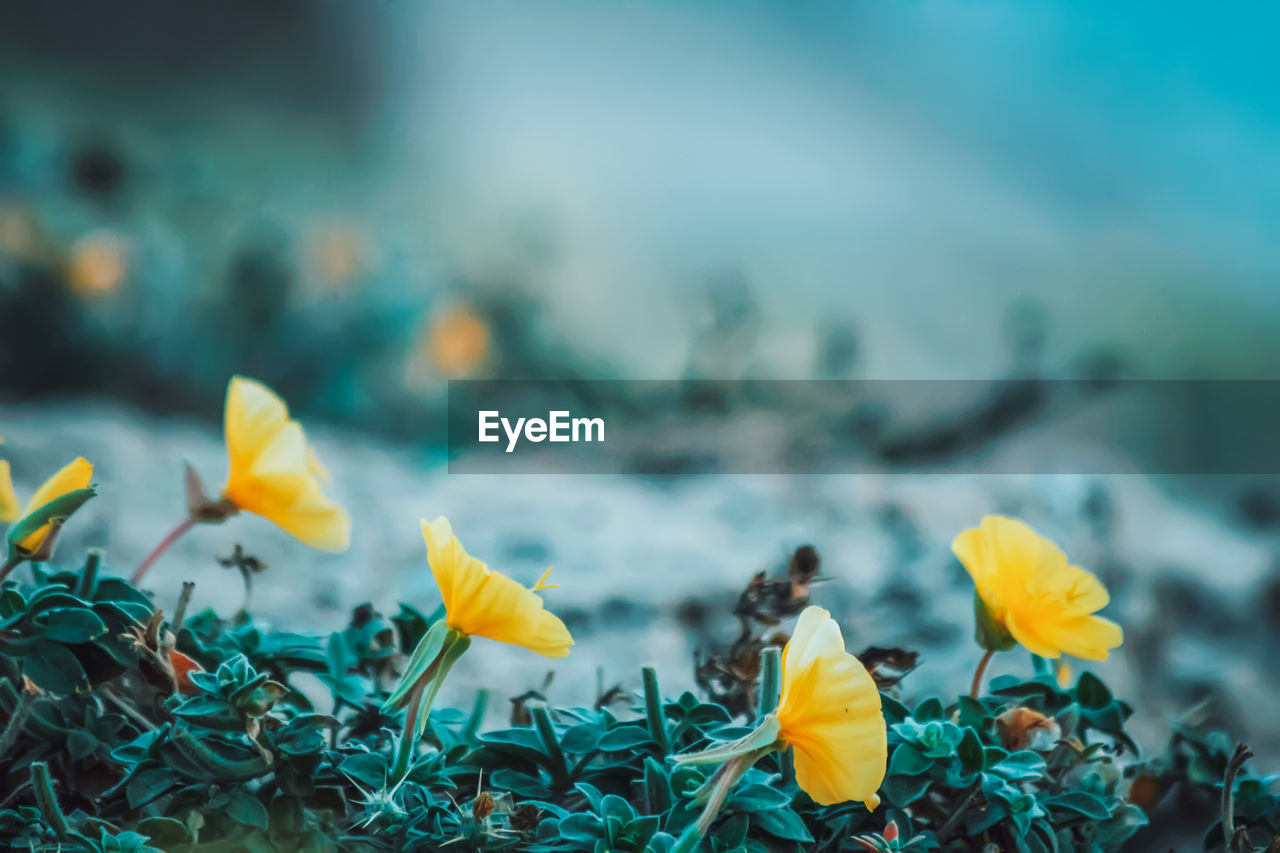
[4,397,1280,764]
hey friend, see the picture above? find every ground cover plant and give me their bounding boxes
[1,377,1278,852]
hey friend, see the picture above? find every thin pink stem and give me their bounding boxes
[131,518,197,586]
[970,648,996,699]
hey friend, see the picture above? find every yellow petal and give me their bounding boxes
[16,457,93,553]
[222,376,350,553]
[1038,614,1123,662]
[225,376,292,465]
[777,607,886,807]
[953,516,1122,660]
[782,605,846,687]
[0,460,20,523]
[263,495,351,553]
[422,517,574,657]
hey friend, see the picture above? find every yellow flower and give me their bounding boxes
[426,305,490,378]
[222,376,350,552]
[422,516,572,657]
[10,458,94,553]
[1056,660,1073,689]
[952,515,1122,661]
[775,606,886,809]
[0,437,19,523]
[67,230,128,296]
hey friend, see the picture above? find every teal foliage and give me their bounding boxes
[0,550,1276,851]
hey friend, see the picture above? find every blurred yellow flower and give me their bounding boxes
[67,230,127,296]
[422,516,572,657]
[953,515,1122,661]
[306,221,367,291]
[1056,660,1073,689]
[222,376,350,552]
[0,458,19,523]
[10,457,94,553]
[427,305,490,378]
[776,606,886,809]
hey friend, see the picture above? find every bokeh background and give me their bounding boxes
[3,0,1280,785]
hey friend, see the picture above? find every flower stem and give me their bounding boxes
[30,762,71,840]
[0,685,36,758]
[386,632,470,788]
[388,676,429,786]
[1222,744,1252,844]
[672,755,753,853]
[172,581,195,632]
[75,548,103,599]
[529,702,570,788]
[642,666,671,756]
[132,517,197,585]
[970,648,996,699]
[757,646,782,718]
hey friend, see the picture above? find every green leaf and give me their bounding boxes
[127,767,179,809]
[888,744,933,776]
[41,607,108,643]
[880,692,911,724]
[728,783,792,812]
[382,620,448,712]
[1073,672,1112,709]
[712,813,749,848]
[490,768,553,799]
[224,790,270,830]
[7,487,96,554]
[991,750,1047,782]
[561,723,604,753]
[338,752,387,789]
[23,642,89,694]
[1043,791,1112,820]
[1093,803,1148,846]
[913,697,945,721]
[67,730,100,762]
[135,817,191,849]
[753,807,813,843]
[598,724,653,751]
[957,728,985,775]
[884,772,932,806]
[955,695,991,730]
[600,794,635,824]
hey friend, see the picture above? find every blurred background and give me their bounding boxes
[2,0,1280,783]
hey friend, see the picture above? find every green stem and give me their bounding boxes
[1222,744,1252,843]
[529,702,570,788]
[387,632,470,787]
[172,581,195,634]
[30,762,70,839]
[132,517,197,585]
[642,666,671,756]
[76,548,102,599]
[388,677,428,786]
[970,649,996,699]
[936,784,982,842]
[757,646,782,718]
[0,685,36,757]
[672,755,754,853]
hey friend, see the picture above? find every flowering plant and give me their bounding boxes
[0,388,1276,851]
